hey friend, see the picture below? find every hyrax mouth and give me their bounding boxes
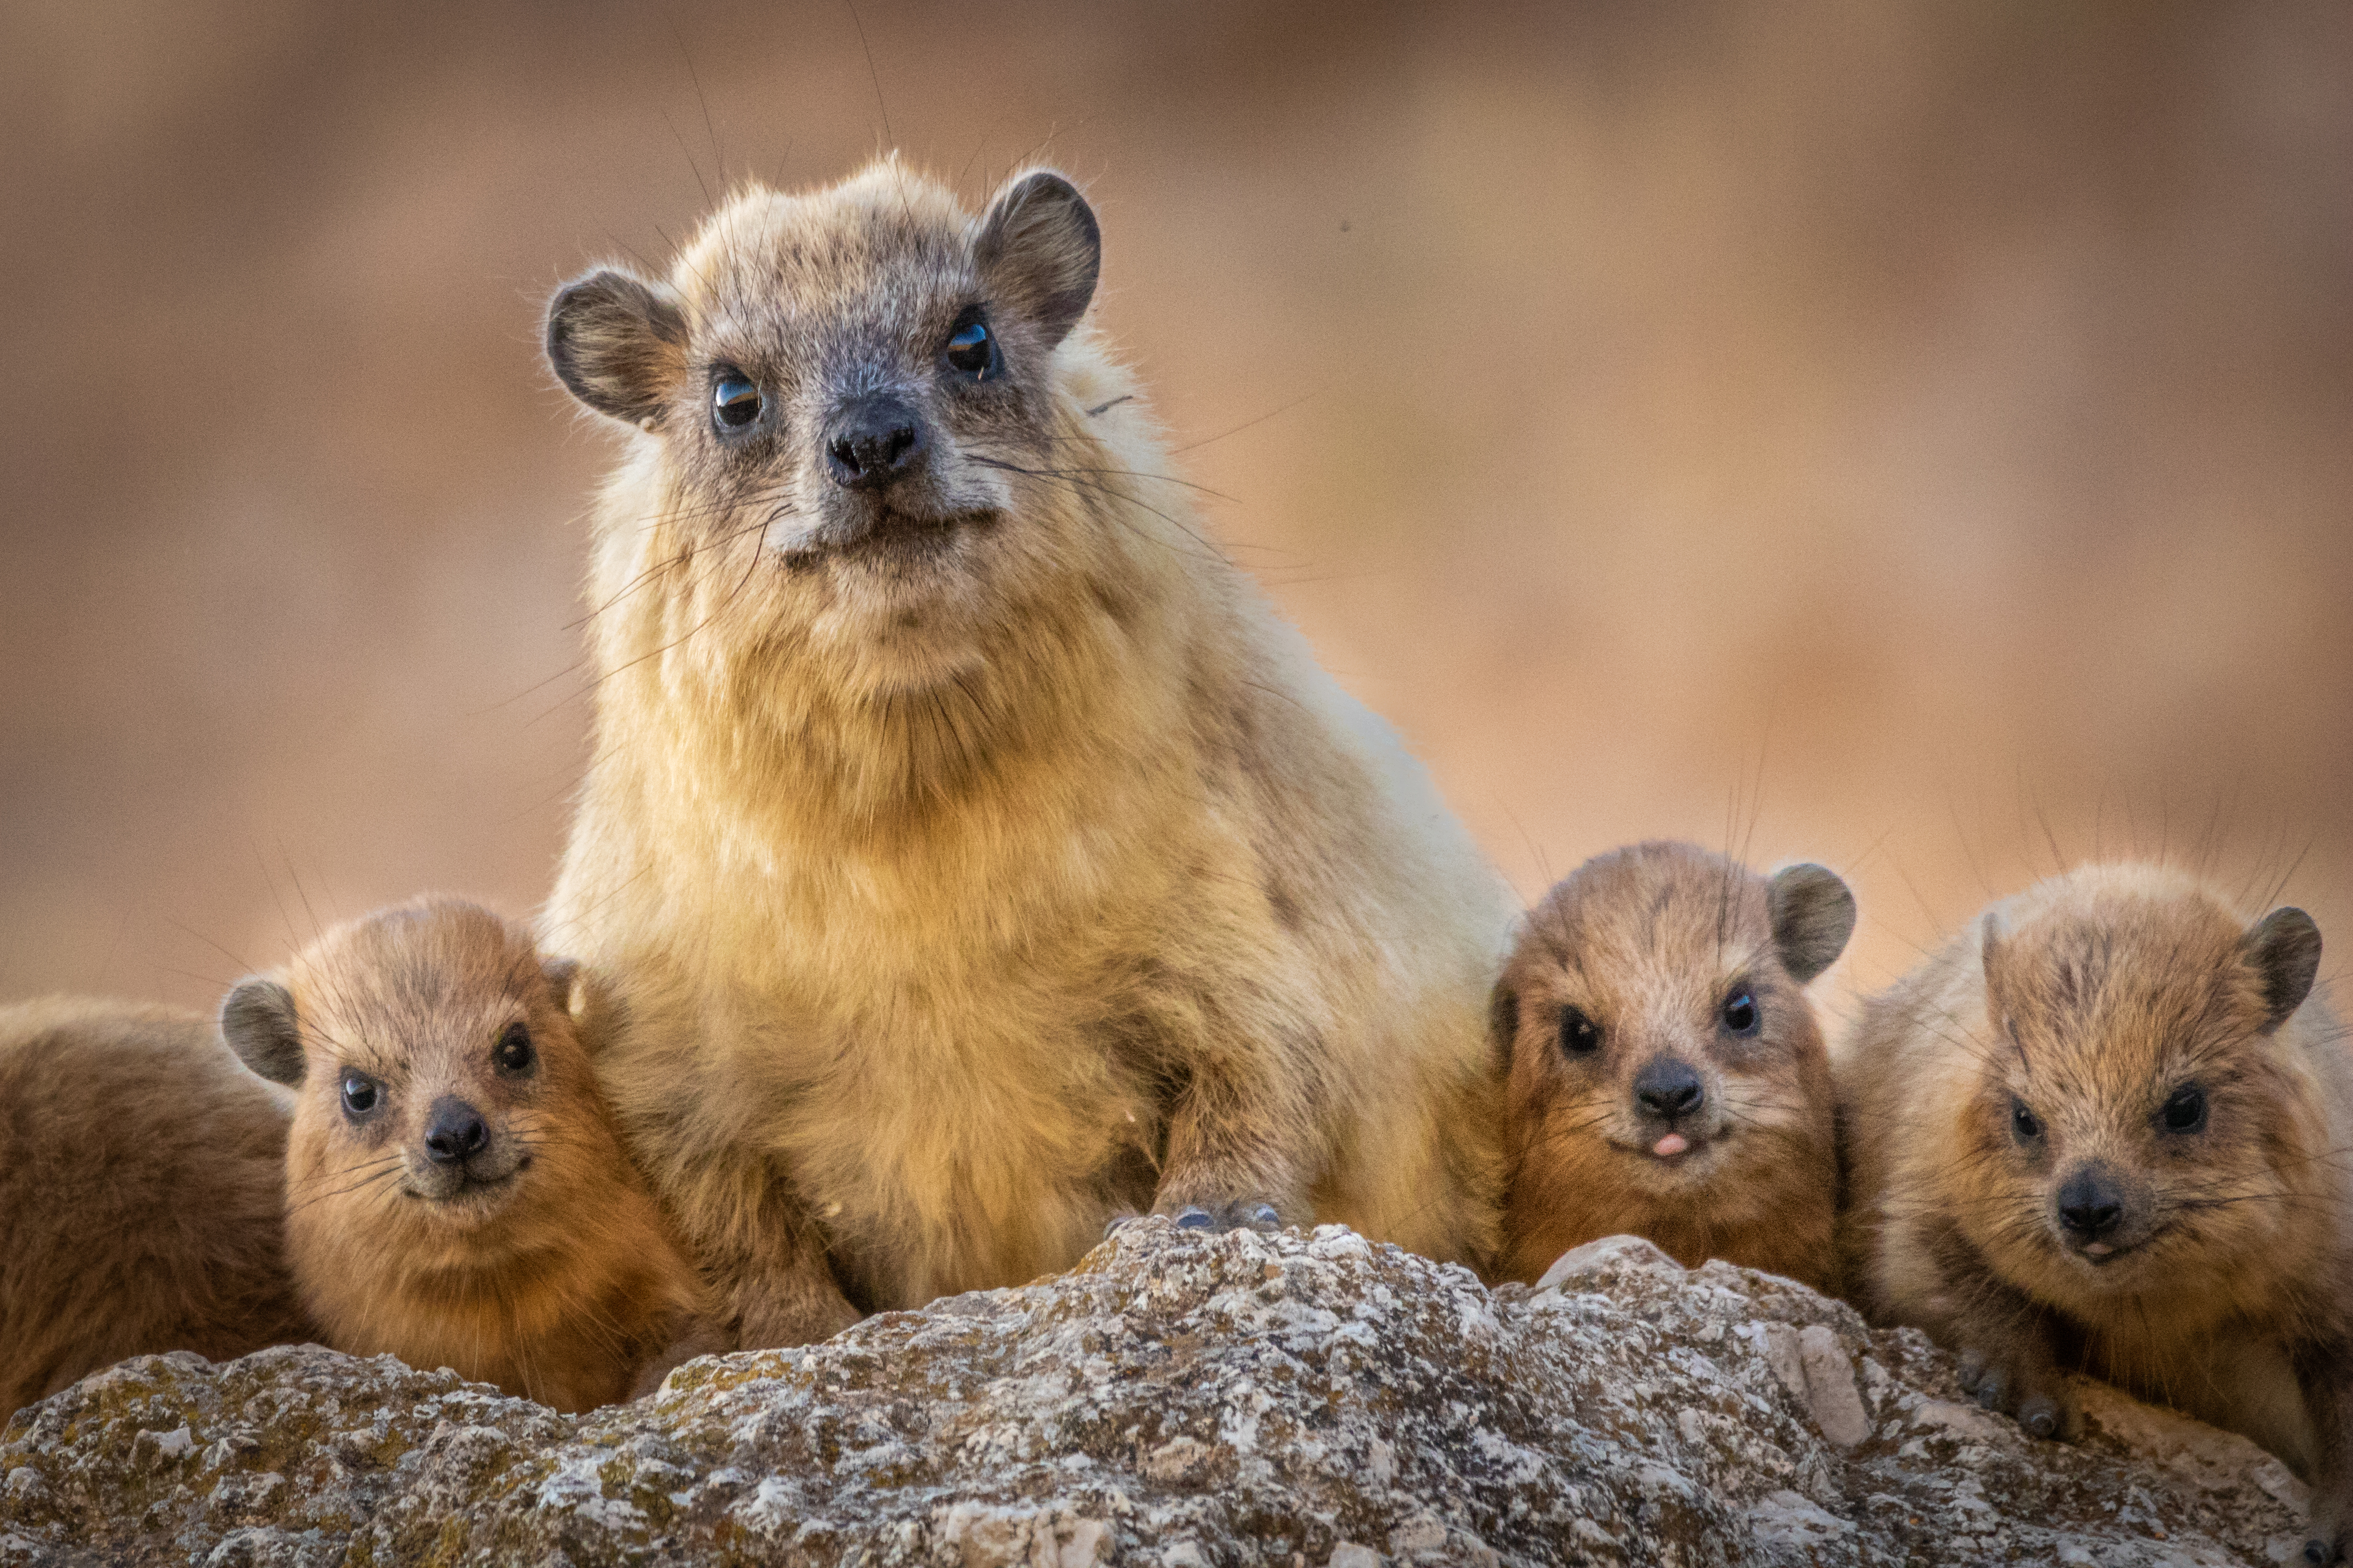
[405,1160,531,1212]
[783,505,996,571]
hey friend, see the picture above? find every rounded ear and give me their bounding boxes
[1767,863,1856,985]
[541,955,618,1056]
[1487,981,1521,1070]
[974,170,1100,351]
[546,268,690,426]
[221,978,306,1086]
[2244,906,2322,1033]
[1979,908,2009,978]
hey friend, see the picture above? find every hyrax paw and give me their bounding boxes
[2015,1389,2081,1442]
[1955,1347,2079,1441]
[1160,1198,1287,1234]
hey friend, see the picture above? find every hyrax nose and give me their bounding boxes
[823,393,927,492]
[1633,1057,1706,1120]
[2057,1166,2125,1238]
[422,1096,490,1166]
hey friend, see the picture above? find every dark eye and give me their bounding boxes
[494,1021,535,1077]
[2011,1097,2042,1143]
[944,314,998,380]
[711,373,762,432]
[1559,1005,1601,1057]
[341,1072,379,1119]
[2161,1084,2207,1134]
[1721,989,1760,1037]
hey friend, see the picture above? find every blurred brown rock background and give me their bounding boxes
[3,1,2347,1024]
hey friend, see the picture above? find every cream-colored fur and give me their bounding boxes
[541,161,1511,1343]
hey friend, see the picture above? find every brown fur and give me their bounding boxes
[539,159,1513,1344]
[222,900,722,1414]
[1,999,312,1422]
[1838,863,2353,1561]
[1492,842,1853,1290]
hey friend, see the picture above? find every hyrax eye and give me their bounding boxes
[2160,1083,2208,1134]
[2011,1097,2043,1143]
[944,312,999,381]
[1558,1005,1602,1057]
[711,372,762,432]
[493,1021,536,1077]
[1721,988,1761,1036]
[340,1072,380,1119]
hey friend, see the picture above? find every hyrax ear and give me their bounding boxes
[974,170,1100,351]
[221,978,306,1086]
[541,955,618,1056]
[2243,907,2322,1033]
[1487,981,1522,1070]
[1978,907,2009,978]
[1768,863,1856,985]
[546,268,690,426]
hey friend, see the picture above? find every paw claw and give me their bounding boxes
[1174,1205,1216,1231]
[2303,1541,2330,1565]
[1245,1202,1280,1230]
[1103,1211,1140,1240]
[2023,1406,2057,1440]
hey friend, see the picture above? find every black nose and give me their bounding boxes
[1633,1058,1706,1120]
[2057,1166,2125,1238]
[422,1096,489,1166]
[824,393,927,491]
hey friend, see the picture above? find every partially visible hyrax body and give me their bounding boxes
[222,900,722,1414]
[539,159,1512,1343]
[1,999,312,1421]
[1839,863,2353,1564]
[1489,841,1855,1290]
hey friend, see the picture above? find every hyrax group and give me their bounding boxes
[4,160,2347,1561]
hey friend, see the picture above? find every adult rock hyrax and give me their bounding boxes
[1838,863,2352,1564]
[222,899,722,1413]
[1487,841,1855,1289]
[1,999,313,1422]
[538,159,1513,1342]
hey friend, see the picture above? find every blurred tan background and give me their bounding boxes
[3,0,2348,1025]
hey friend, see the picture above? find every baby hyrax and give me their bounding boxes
[222,900,723,1413]
[1839,863,2352,1564]
[1489,841,1856,1289]
[2,999,313,1421]
[539,159,1513,1342]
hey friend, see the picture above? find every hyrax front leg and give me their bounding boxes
[1148,1043,1310,1236]
[1934,1252,2080,1441]
[669,1145,861,1350]
[2295,1340,2353,1564]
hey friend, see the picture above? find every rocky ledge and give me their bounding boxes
[0,1222,2313,1566]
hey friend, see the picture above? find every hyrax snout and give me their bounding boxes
[1493,840,1856,1290]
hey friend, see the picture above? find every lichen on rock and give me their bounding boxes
[0,1222,2309,1565]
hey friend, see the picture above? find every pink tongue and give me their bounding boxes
[1653,1132,1690,1158]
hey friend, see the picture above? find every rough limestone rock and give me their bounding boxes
[0,1222,2315,1566]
